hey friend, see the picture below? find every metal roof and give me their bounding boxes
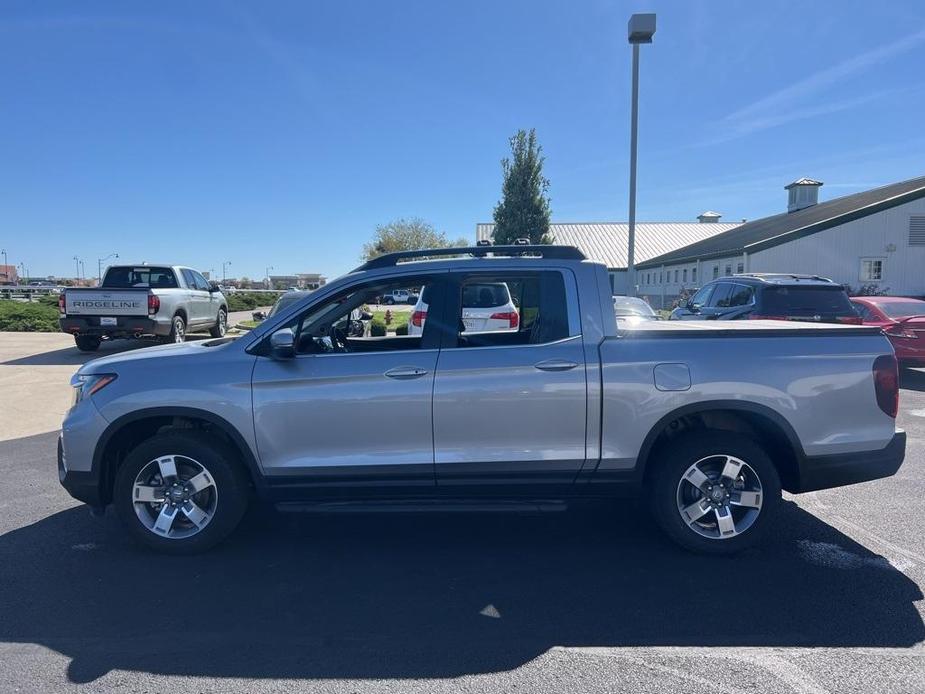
[638,174,925,268]
[475,222,740,270]
[785,177,823,189]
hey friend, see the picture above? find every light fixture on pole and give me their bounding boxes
[626,12,656,297]
[222,261,232,284]
[73,256,81,282]
[97,253,118,284]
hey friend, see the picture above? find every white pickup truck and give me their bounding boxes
[59,264,228,351]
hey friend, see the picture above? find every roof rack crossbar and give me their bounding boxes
[354,245,586,271]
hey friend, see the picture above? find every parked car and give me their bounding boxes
[59,245,904,555]
[381,289,416,305]
[613,295,659,325]
[670,273,861,324]
[408,281,518,336]
[851,296,925,367]
[59,264,228,351]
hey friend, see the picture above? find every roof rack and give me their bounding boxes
[354,244,586,271]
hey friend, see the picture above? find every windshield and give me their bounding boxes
[763,286,856,316]
[102,266,177,289]
[613,296,656,316]
[461,283,510,308]
[875,301,925,318]
[268,292,306,317]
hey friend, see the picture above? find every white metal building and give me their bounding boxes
[475,218,741,294]
[637,175,925,308]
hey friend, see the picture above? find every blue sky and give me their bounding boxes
[2,1,924,281]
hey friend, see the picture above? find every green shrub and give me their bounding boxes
[0,300,60,332]
[395,323,409,336]
[224,291,283,311]
[370,321,386,337]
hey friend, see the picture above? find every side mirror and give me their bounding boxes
[208,282,220,293]
[270,328,295,359]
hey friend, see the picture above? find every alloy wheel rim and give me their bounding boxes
[174,319,185,342]
[676,454,763,540]
[132,454,218,539]
[218,311,227,336]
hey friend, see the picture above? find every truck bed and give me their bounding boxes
[617,318,881,337]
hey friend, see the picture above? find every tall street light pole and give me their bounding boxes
[97,253,118,284]
[265,266,273,289]
[1,249,7,281]
[73,256,81,283]
[222,261,231,284]
[626,13,656,298]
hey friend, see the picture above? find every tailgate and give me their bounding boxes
[65,290,148,316]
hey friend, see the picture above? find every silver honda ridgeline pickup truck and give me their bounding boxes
[58,245,906,554]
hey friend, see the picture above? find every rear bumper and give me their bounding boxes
[60,315,171,337]
[795,431,906,493]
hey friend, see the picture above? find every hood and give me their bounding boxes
[79,338,234,374]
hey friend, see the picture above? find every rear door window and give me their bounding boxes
[763,286,856,317]
[103,266,178,288]
[728,284,755,307]
[450,272,571,347]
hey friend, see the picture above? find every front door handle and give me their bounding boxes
[534,359,579,372]
[384,366,428,380]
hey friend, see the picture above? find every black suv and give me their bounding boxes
[669,273,861,323]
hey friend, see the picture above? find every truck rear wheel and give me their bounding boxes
[648,431,781,554]
[166,314,186,344]
[74,335,101,352]
[113,431,250,554]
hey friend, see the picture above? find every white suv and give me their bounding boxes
[408,282,519,335]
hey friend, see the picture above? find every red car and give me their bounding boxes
[851,296,925,367]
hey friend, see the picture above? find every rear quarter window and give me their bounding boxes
[763,286,856,315]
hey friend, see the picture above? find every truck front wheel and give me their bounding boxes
[113,431,251,554]
[74,335,101,352]
[209,308,227,338]
[648,432,781,555]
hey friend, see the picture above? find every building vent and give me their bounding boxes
[697,211,722,223]
[785,177,823,213]
[910,216,925,246]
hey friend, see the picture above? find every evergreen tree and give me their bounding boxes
[492,129,552,245]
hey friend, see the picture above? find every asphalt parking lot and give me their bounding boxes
[1,333,924,693]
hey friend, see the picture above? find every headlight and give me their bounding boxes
[70,373,117,405]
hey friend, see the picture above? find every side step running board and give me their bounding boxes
[274,499,569,514]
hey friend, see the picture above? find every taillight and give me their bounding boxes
[411,310,427,327]
[836,315,863,325]
[872,354,899,418]
[58,293,66,314]
[148,295,160,315]
[885,325,918,339]
[490,311,519,328]
[747,314,788,321]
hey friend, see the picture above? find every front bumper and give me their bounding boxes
[795,431,906,493]
[58,433,104,506]
[60,315,171,337]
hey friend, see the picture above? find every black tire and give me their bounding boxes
[165,314,186,344]
[648,431,781,555]
[113,431,251,554]
[74,335,101,352]
[209,307,227,338]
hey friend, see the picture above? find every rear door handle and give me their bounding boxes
[384,366,428,380]
[534,359,579,372]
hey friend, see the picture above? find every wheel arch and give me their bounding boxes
[636,400,805,492]
[92,407,264,505]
